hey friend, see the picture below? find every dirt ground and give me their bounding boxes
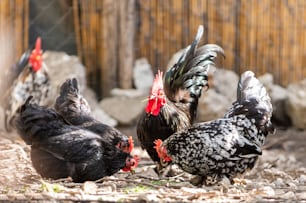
[0,127,306,202]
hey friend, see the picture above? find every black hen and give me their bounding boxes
[54,78,134,153]
[15,96,138,182]
[137,25,224,169]
[155,71,275,185]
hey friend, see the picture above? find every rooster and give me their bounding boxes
[137,25,224,171]
[54,78,134,153]
[155,71,275,185]
[15,96,139,182]
[4,37,50,132]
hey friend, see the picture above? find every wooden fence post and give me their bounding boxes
[118,0,135,89]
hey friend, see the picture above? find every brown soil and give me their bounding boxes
[0,127,305,202]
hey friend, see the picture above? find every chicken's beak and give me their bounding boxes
[130,169,136,175]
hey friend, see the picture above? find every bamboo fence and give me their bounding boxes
[136,0,306,86]
[0,0,28,96]
[0,0,29,68]
[1,0,305,98]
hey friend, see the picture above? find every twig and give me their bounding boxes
[263,135,289,150]
[97,177,164,189]
[135,174,161,181]
[50,177,73,183]
[168,172,186,180]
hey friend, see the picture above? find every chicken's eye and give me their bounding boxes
[116,142,122,149]
[150,94,158,100]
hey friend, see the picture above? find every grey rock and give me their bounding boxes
[285,79,306,129]
[133,58,154,94]
[197,68,238,122]
[110,88,146,98]
[211,68,239,102]
[82,88,118,127]
[91,108,118,127]
[259,73,291,125]
[269,84,291,126]
[43,51,86,106]
[258,73,274,89]
[99,96,146,125]
[197,89,231,122]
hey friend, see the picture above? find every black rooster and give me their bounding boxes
[4,37,50,132]
[137,25,224,170]
[54,78,134,153]
[15,96,138,182]
[155,71,275,185]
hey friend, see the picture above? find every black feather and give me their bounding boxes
[54,78,130,149]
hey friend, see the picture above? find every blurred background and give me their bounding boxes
[0,0,305,100]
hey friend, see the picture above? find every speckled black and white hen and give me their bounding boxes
[155,71,275,185]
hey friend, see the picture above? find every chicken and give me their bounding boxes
[4,37,50,132]
[14,96,139,182]
[54,78,134,153]
[137,25,224,170]
[155,71,275,185]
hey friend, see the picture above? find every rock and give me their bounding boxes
[258,73,274,89]
[81,87,99,109]
[133,58,154,94]
[110,88,145,98]
[197,89,231,122]
[82,88,118,127]
[91,108,118,127]
[269,84,291,126]
[99,96,146,125]
[259,73,291,126]
[196,68,238,122]
[273,178,285,187]
[210,68,239,102]
[43,51,86,106]
[258,186,275,196]
[297,174,306,184]
[82,181,98,194]
[280,191,296,200]
[285,79,306,129]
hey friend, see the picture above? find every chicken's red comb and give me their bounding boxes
[151,70,163,94]
[35,37,41,52]
[128,136,134,153]
[29,37,43,72]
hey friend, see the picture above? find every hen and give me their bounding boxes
[15,96,138,182]
[4,37,50,132]
[54,78,134,153]
[137,25,224,169]
[155,71,275,185]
